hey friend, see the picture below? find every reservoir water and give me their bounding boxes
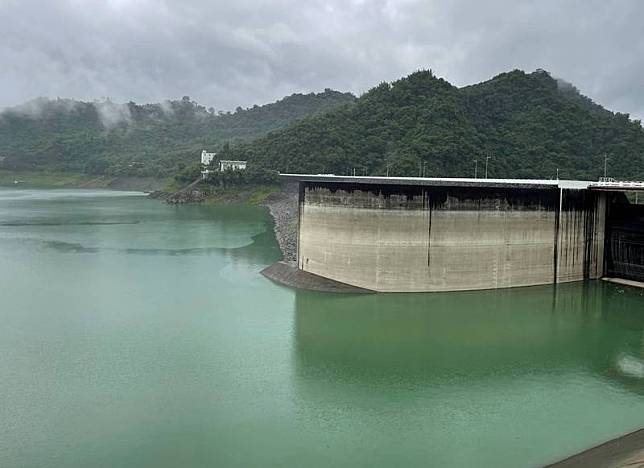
[1,188,643,467]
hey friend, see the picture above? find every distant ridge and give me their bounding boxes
[0,90,355,178]
[2,69,643,182]
[226,69,644,181]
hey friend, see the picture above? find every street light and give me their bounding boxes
[474,159,478,178]
[485,155,491,179]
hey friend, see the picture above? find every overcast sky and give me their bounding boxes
[1,0,643,119]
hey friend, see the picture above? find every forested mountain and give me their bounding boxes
[3,69,643,183]
[0,90,355,177]
[225,69,644,181]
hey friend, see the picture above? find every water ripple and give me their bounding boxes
[0,221,140,227]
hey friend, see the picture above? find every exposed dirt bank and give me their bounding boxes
[102,177,167,192]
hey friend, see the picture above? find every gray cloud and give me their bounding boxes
[1,0,643,120]
[94,100,132,130]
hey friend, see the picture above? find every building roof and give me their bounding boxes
[279,174,595,190]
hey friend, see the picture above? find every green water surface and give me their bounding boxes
[0,188,643,467]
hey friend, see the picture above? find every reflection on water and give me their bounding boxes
[0,189,280,265]
[0,221,141,226]
[1,187,643,468]
[291,282,644,465]
[616,353,644,379]
[293,281,644,393]
[34,227,279,260]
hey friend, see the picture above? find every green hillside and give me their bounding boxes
[3,69,643,184]
[0,90,355,178]
[225,69,644,181]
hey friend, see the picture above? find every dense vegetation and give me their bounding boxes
[227,69,644,180]
[175,160,280,187]
[3,69,643,183]
[0,90,355,178]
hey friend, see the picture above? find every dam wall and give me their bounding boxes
[605,198,644,283]
[297,181,607,292]
[556,189,606,283]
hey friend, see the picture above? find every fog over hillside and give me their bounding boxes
[0,90,355,177]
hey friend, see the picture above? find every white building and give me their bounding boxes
[219,160,247,172]
[201,150,217,179]
[200,150,247,179]
[201,150,216,166]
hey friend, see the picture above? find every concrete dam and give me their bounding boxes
[273,175,644,293]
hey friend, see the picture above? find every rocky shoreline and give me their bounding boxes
[262,183,298,262]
